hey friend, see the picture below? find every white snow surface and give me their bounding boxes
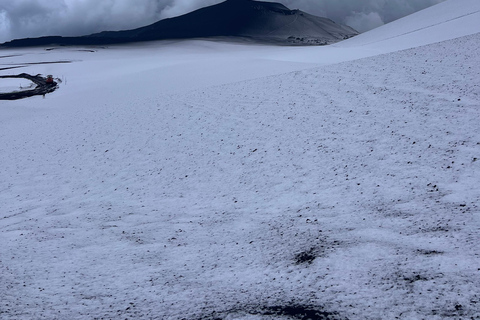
[1,0,480,319]
[0,78,35,94]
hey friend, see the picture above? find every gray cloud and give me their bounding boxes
[0,0,446,43]
[279,0,446,32]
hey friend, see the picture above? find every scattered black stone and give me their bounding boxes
[0,73,58,100]
[416,249,443,256]
[403,274,429,283]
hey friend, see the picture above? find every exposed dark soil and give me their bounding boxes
[197,304,347,320]
[0,55,22,58]
[17,60,71,66]
[0,66,24,71]
[295,248,317,265]
[260,305,346,320]
[0,60,71,71]
[0,73,58,100]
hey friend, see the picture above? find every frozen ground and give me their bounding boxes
[1,0,480,319]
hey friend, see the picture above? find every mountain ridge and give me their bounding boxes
[1,0,358,47]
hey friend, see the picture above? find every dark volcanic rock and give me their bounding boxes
[0,73,58,100]
[1,0,358,47]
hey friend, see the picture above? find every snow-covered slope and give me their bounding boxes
[264,0,480,64]
[1,0,479,319]
[337,0,480,52]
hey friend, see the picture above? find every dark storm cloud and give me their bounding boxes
[0,0,446,43]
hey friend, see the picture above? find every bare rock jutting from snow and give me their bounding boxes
[0,0,358,48]
[0,73,59,100]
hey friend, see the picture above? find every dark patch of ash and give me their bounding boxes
[195,304,347,320]
[294,248,317,265]
[261,305,346,320]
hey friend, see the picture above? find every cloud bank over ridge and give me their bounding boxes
[0,0,445,43]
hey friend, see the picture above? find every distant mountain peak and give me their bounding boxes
[1,0,358,48]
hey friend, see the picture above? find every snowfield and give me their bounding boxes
[1,0,480,319]
[0,78,35,94]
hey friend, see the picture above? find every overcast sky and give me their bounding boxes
[0,0,446,43]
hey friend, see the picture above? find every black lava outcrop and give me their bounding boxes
[1,0,358,47]
[0,74,58,100]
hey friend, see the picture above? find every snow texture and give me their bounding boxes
[0,78,34,93]
[1,0,479,319]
